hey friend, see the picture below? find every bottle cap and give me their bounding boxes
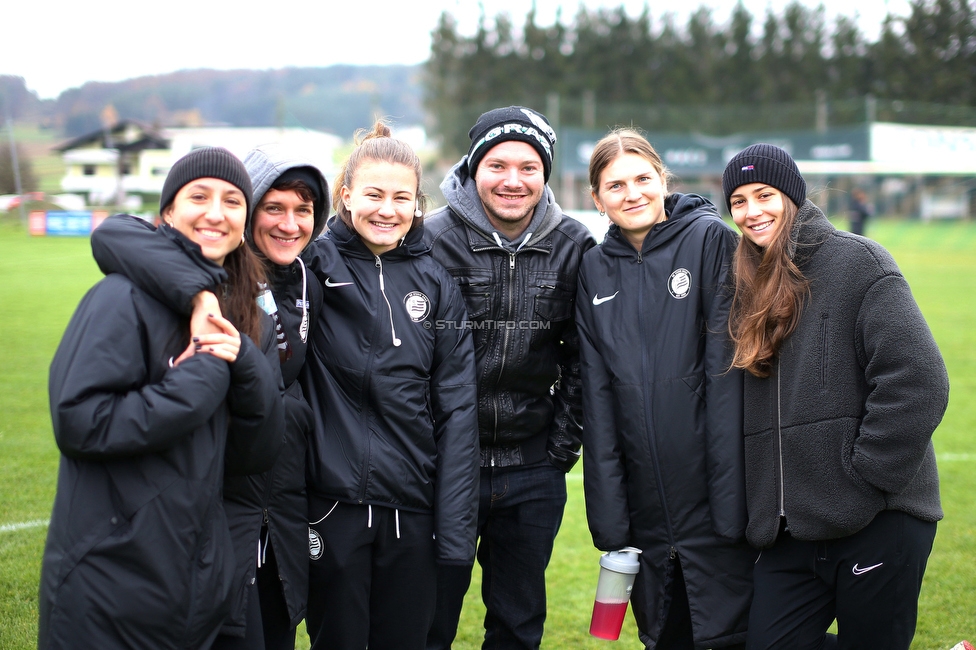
[599,547,642,574]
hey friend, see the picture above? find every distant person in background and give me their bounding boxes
[578,128,752,649]
[91,145,331,650]
[723,143,948,650]
[848,187,872,236]
[41,147,284,650]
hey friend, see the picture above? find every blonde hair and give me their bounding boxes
[333,121,427,232]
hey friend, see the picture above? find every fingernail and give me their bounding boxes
[192,337,199,343]
[195,345,202,351]
[208,313,214,318]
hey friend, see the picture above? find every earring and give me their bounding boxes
[599,211,606,217]
[415,200,423,218]
[239,234,246,248]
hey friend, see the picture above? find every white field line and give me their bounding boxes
[0,518,49,534]
[2,452,971,532]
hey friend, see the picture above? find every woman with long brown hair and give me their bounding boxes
[41,147,284,650]
[723,143,948,649]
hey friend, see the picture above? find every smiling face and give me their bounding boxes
[592,152,668,250]
[474,140,546,239]
[729,183,786,248]
[162,177,247,266]
[341,161,417,256]
[252,188,314,265]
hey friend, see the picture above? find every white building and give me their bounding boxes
[56,120,341,211]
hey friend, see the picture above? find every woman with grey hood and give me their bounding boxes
[91,144,330,650]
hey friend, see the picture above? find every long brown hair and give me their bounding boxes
[219,242,266,343]
[333,121,428,232]
[728,197,808,377]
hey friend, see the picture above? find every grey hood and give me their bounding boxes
[243,143,330,246]
[439,157,563,252]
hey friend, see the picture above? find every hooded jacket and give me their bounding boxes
[88,146,329,634]
[743,200,948,549]
[424,159,595,471]
[300,217,480,565]
[40,225,284,650]
[576,193,752,648]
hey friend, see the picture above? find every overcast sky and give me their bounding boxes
[4,0,909,100]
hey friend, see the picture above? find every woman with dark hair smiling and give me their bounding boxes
[724,143,948,650]
[41,147,284,650]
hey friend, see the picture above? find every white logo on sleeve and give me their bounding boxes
[592,291,619,306]
[851,562,883,575]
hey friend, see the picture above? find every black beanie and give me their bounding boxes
[466,106,557,182]
[160,147,253,217]
[722,143,806,212]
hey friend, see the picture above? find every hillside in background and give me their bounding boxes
[1,65,425,139]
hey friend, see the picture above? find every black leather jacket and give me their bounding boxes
[425,165,595,471]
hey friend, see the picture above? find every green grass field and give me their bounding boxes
[1,215,973,649]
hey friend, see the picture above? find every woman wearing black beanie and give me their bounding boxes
[40,147,285,650]
[723,143,948,649]
[91,144,332,650]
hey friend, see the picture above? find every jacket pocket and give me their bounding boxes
[451,270,492,321]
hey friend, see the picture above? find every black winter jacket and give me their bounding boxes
[425,161,595,471]
[40,233,283,649]
[91,157,328,632]
[743,200,948,549]
[577,194,752,648]
[300,217,480,565]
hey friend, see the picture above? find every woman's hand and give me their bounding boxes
[193,312,242,363]
[173,293,241,365]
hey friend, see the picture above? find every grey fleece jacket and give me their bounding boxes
[743,200,948,549]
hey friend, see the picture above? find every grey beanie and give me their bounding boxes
[722,143,806,212]
[160,147,253,217]
[466,106,557,181]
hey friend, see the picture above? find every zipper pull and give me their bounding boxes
[510,253,516,270]
[669,546,676,560]
[263,508,270,524]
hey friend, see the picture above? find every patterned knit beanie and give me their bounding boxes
[466,106,557,182]
[722,143,806,212]
[160,147,253,217]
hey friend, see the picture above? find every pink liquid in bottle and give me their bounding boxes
[589,600,629,640]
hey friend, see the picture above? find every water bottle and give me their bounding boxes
[588,547,642,640]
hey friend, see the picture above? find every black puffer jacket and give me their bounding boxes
[577,193,752,648]
[300,217,480,565]
[743,200,948,549]
[41,231,283,649]
[425,160,595,471]
[91,151,329,632]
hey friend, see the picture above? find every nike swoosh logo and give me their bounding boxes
[852,562,884,575]
[592,292,619,306]
[324,278,353,288]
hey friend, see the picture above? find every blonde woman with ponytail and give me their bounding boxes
[300,123,479,650]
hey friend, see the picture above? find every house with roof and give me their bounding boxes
[55,120,341,211]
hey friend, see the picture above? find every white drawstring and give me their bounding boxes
[298,257,309,343]
[375,256,401,347]
[395,509,401,539]
[309,500,339,526]
[492,232,504,247]
[257,528,270,567]
[517,232,533,252]
[367,504,373,528]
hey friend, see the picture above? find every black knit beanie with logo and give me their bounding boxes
[466,106,557,182]
[722,143,806,212]
[159,147,253,217]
